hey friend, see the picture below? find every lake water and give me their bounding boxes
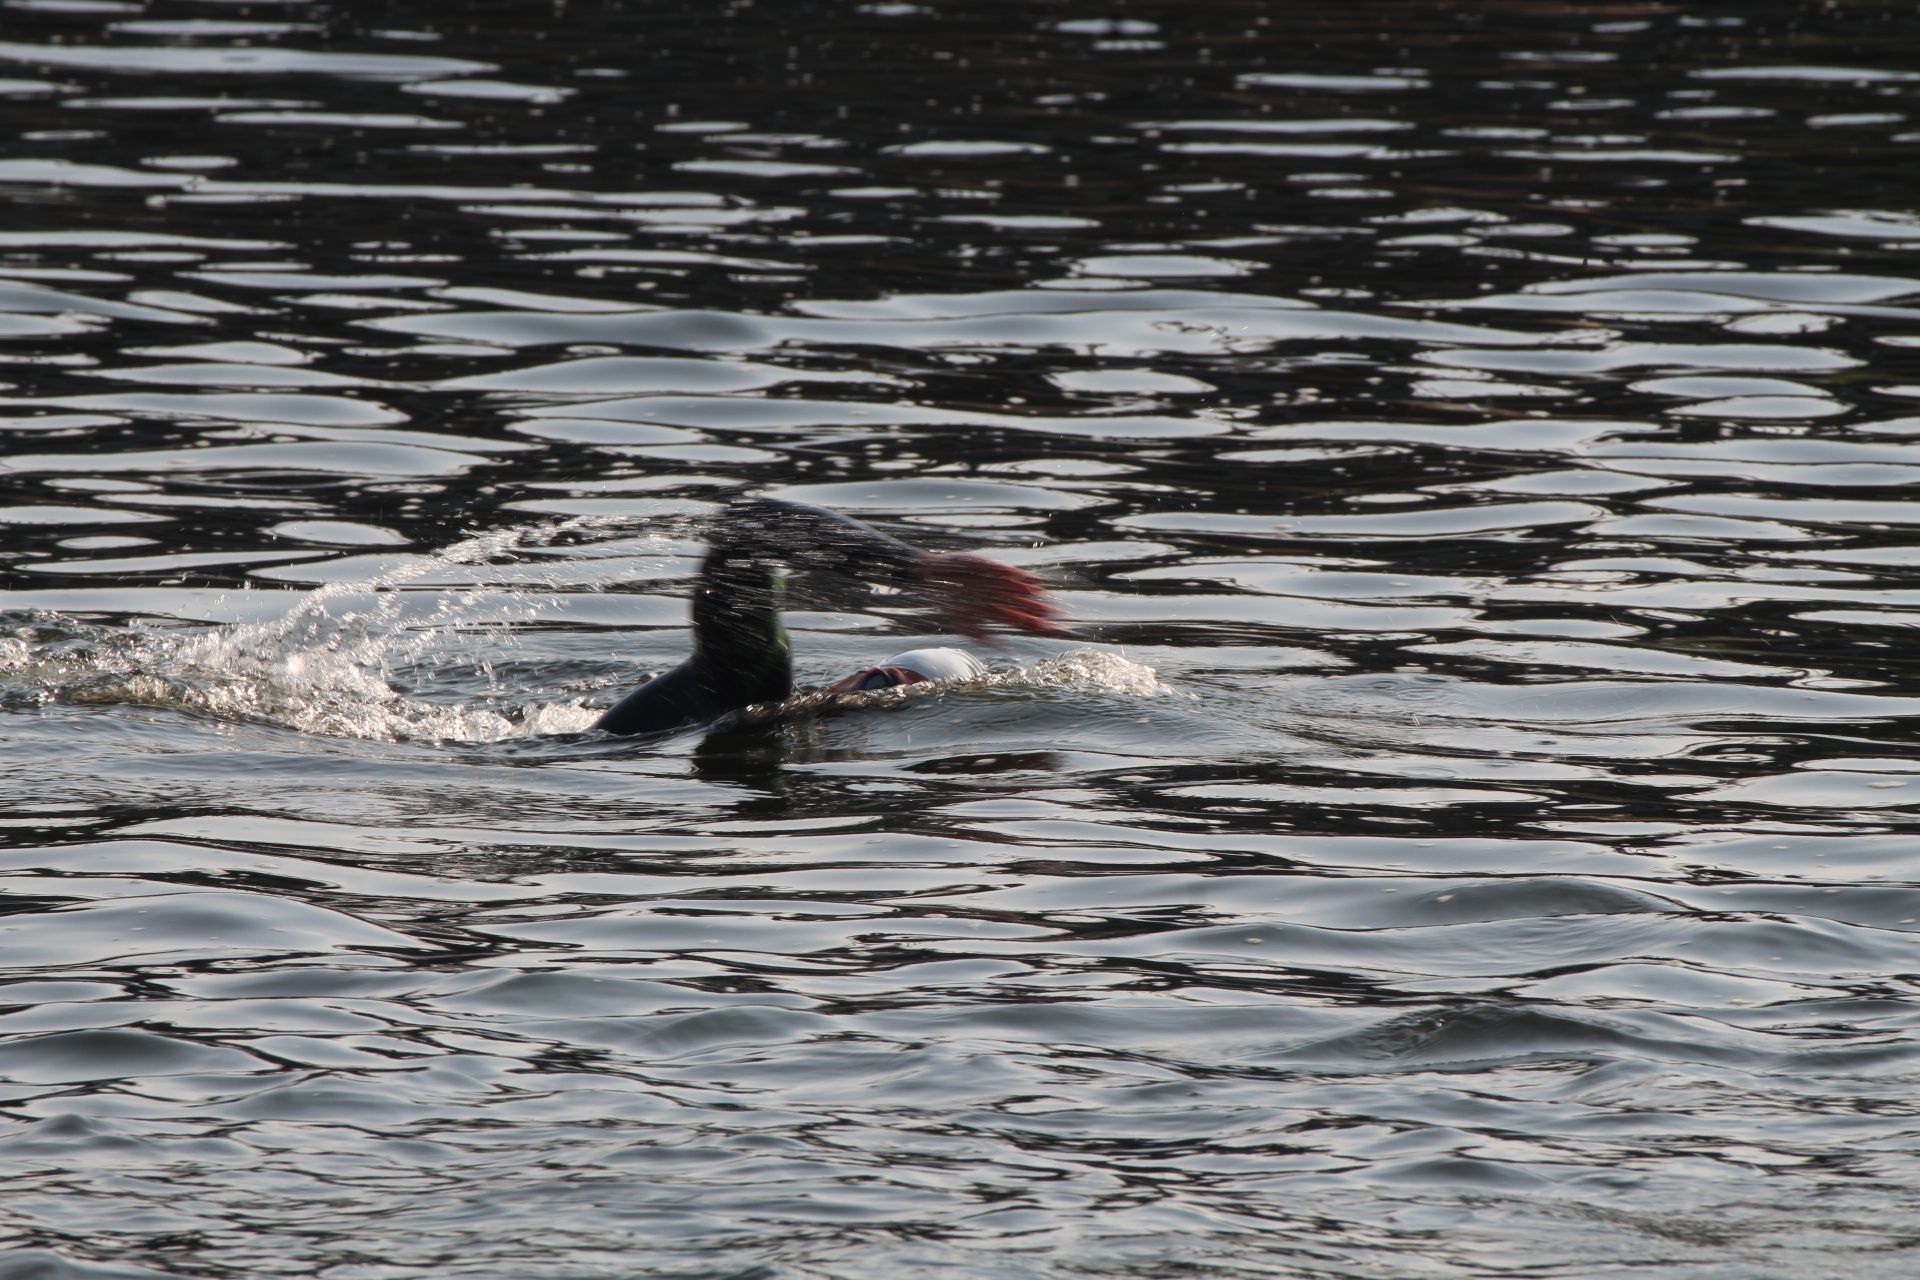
[3,2,1920,1276]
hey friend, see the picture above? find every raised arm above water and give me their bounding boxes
[594,496,1064,736]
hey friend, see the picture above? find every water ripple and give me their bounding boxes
[1,4,1919,1279]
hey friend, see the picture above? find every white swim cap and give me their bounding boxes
[878,648,986,682]
[826,647,986,694]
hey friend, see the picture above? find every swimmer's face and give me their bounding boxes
[826,665,924,694]
[824,648,985,694]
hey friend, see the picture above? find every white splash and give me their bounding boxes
[996,646,1176,697]
[10,516,1167,745]
[14,514,656,745]
[779,645,1175,722]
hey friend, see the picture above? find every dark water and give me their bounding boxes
[3,1,1920,1275]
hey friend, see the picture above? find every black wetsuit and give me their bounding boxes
[595,497,923,736]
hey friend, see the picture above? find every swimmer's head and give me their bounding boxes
[826,647,985,693]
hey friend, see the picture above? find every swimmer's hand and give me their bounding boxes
[915,551,1070,643]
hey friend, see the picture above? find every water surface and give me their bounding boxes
[3,2,1920,1277]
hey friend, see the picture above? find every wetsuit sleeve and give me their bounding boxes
[594,495,1062,735]
[714,496,922,589]
[729,497,1068,642]
[593,660,711,736]
[595,497,922,736]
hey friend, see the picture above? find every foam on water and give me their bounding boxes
[773,645,1172,718]
[2,516,659,744]
[4,520,1155,745]
[992,645,1174,697]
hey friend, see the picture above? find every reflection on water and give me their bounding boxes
[4,2,1920,1277]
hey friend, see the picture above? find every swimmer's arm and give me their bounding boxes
[723,496,1068,641]
[595,498,1067,736]
[719,496,920,585]
[593,661,710,736]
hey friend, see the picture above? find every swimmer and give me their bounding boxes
[594,496,1066,736]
